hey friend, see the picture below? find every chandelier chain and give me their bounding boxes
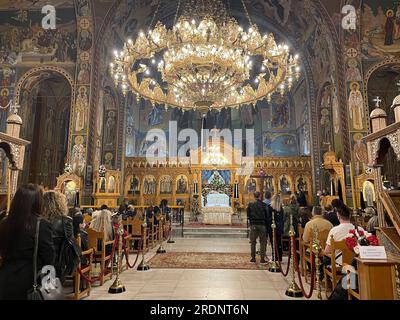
[227,0,232,17]
[149,0,162,32]
[240,0,253,26]
[173,0,182,25]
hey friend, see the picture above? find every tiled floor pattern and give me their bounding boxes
[86,238,320,300]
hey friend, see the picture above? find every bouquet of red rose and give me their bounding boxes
[345,228,379,255]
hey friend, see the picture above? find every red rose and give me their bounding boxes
[349,229,356,235]
[358,230,364,236]
[345,237,358,250]
[367,235,379,246]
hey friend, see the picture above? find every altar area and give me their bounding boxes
[122,135,314,219]
[201,193,233,225]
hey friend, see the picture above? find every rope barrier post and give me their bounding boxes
[157,214,166,254]
[137,221,150,271]
[108,224,126,294]
[312,226,323,300]
[167,209,175,243]
[268,210,281,273]
[285,212,303,297]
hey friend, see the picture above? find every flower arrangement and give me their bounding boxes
[345,228,379,255]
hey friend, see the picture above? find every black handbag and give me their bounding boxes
[27,219,64,300]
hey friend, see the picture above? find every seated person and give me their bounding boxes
[365,207,379,235]
[303,206,333,243]
[83,208,93,225]
[323,204,340,226]
[90,205,114,255]
[72,214,88,253]
[153,206,161,225]
[125,205,136,218]
[299,206,312,228]
[324,206,364,266]
[72,213,89,291]
[118,204,127,218]
[145,206,153,225]
[303,206,333,277]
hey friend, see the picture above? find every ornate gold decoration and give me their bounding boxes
[285,212,303,297]
[110,0,300,112]
[108,223,126,294]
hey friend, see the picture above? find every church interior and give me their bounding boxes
[0,0,400,303]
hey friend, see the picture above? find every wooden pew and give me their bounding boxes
[67,234,94,300]
[123,216,148,253]
[87,228,114,286]
[347,267,360,300]
[323,236,354,298]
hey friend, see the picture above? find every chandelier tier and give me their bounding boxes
[110,0,300,112]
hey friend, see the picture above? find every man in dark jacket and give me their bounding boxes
[247,192,269,263]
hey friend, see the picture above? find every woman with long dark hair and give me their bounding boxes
[0,184,55,300]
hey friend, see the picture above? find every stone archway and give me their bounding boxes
[15,67,74,188]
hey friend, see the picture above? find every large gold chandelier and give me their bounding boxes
[110,0,300,112]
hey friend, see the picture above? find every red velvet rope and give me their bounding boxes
[123,237,142,269]
[273,228,291,277]
[77,223,146,283]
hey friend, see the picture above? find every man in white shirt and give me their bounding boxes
[325,205,364,265]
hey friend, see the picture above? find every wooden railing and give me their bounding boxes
[380,191,400,236]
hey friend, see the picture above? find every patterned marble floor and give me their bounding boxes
[86,238,321,300]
